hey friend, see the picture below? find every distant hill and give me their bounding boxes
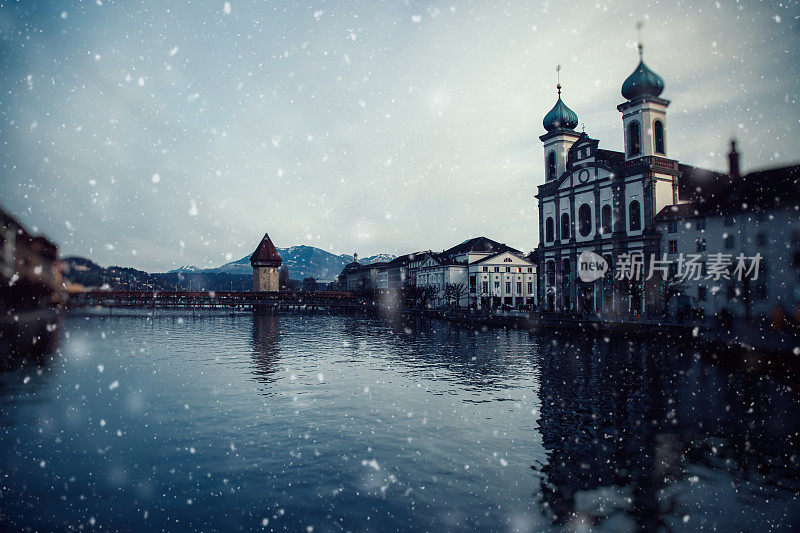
[62,246,395,293]
[170,246,395,281]
[63,257,179,291]
[63,256,251,292]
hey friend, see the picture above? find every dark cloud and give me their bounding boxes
[1,0,798,270]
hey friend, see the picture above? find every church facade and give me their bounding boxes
[535,45,723,316]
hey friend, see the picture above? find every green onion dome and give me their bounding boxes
[543,84,579,132]
[621,50,664,100]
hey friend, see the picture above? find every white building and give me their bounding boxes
[408,237,527,306]
[414,253,468,307]
[535,43,726,317]
[469,251,537,309]
[655,146,800,321]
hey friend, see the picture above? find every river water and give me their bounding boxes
[1,311,798,531]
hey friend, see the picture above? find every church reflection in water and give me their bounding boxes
[250,313,281,387]
[535,335,800,530]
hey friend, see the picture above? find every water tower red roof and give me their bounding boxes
[250,234,282,266]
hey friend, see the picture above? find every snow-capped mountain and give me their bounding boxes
[170,246,395,281]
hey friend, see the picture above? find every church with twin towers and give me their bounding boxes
[535,41,725,316]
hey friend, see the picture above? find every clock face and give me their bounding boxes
[578,169,590,183]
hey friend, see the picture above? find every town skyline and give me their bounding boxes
[1,0,799,272]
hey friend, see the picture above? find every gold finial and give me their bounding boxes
[556,64,562,95]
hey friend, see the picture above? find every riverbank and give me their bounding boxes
[390,307,800,380]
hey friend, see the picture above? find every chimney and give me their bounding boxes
[728,139,740,180]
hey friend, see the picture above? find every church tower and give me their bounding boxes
[250,233,282,292]
[540,70,581,182]
[617,42,669,160]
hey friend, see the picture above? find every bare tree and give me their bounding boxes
[419,285,439,308]
[647,272,685,318]
[448,282,467,308]
[615,277,643,317]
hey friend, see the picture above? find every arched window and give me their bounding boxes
[578,204,592,237]
[561,213,570,239]
[601,204,612,234]
[545,217,554,242]
[629,200,641,231]
[627,121,641,157]
[547,151,556,181]
[546,261,556,285]
[654,120,665,154]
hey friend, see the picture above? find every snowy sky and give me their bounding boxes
[1,0,799,272]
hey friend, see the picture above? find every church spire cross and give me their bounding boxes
[636,21,644,59]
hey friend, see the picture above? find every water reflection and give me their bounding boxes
[536,335,800,530]
[1,312,798,531]
[250,312,281,387]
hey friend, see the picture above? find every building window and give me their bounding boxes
[669,262,678,277]
[698,286,707,301]
[527,282,533,293]
[547,151,556,181]
[494,267,499,272]
[601,204,612,234]
[629,200,641,231]
[481,281,488,293]
[696,238,707,252]
[627,121,641,157]
[578,204,592,237]
[494,281,500,291]
[527,267,532,273]
[696,218,706,231]
[724,234,735,250]
[667,220,677,233]
[561,213,570,239]
[545,217,554,242]
[506,267,511,272]
[505,282,511,293]
[668,240,678,254]
[756,232,766,246]
[654,120,665,154]
[603,255,613,279]
[546,261,555,285]
[516,282,522,294]
[469,276,476,292]
[482,266,488,272]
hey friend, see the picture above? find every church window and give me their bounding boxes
[654,120,665,154]
[545,217,554,242]
[601,204,612,234]
[629,200,641,231]
[627,121,641,157]
[546,261,556,285]
[547,151,556,181]
[561,213,570,239]
[578,204,592,237]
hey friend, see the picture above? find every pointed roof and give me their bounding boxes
[250,234,282,266]
[442,236,521,258]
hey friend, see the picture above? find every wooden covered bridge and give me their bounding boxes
[69,290,362,312]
